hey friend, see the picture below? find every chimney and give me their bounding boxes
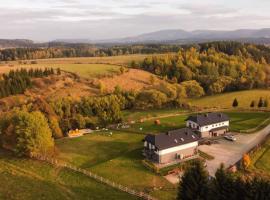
[166,132,171,136]
[204,113,208,117]
[218,113,222,118]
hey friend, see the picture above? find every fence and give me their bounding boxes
[31,154,158,200]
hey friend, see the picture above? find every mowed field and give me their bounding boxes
[56,131,177,200]
[0,151,139,200]
[122,111,270,134]
[189,89,270,109]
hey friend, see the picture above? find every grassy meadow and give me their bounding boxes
[0,63,121,78]
[0,151,139,200]
[123,110,270,134]
[56,131,177,200]
[189,89,270,109]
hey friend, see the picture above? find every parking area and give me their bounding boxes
[199,125,270,176]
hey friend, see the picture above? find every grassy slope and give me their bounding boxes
[250,138,270,175]
[56,132,177,200]
[0,151,139,200]
[189,89,270,109]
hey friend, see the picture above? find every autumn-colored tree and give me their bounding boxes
[242,153,251,170]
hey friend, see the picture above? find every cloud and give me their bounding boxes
[0,0,269,40]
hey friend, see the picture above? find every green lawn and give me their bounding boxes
[0,150,139,200]
[226,112,270,132]
[189,89,270,109]
[56,131,177,200]
[126,115,188,134]
[122,108,186,121]
[123,111,269,134]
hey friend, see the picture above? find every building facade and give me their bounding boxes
[186,112,230,138]
[144,128,199,164]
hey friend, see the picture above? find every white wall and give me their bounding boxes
[200,121,229,132]
[186,120,229,132]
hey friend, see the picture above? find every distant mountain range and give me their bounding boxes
[96,28,270,44]
[2,28,270,48]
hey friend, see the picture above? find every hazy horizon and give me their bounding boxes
[1,0,270,41]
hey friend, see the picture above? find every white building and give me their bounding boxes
[186,113,230,138]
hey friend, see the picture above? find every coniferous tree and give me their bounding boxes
[249,177,270,200]
[258,97,264,108]
[211,164,236,200]
[232,98,238,107]
[250,100,255,108]
[177,160,209,200]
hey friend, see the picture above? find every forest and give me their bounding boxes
[133,42,270,95]
[0,68,56,98]
[0,44,181,61]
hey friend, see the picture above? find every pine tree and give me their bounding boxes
[177,160,209,200]
[211,164,236,200]
[258,97,264,108]
[232,98,238,107]
[250,100,255,108]
[249,177,270,200]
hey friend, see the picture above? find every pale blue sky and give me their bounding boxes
[0,0,269,40]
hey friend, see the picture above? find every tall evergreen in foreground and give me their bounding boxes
[210,164,236,200]
[177,162,270,200]
[177,160,209,200]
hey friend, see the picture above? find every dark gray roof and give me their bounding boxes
[144,128,199,150]
[186,112,229,126]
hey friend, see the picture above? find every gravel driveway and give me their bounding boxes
[199,124,270,176]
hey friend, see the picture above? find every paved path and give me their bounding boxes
[199,124,270,176]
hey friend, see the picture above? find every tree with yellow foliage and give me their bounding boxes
[242,153,251,170]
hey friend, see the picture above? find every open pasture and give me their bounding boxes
[189,89,270,109]
[56,131,177,200]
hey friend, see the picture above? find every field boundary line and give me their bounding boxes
[31,155,158,200]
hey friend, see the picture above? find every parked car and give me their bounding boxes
[224,135,236,141]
